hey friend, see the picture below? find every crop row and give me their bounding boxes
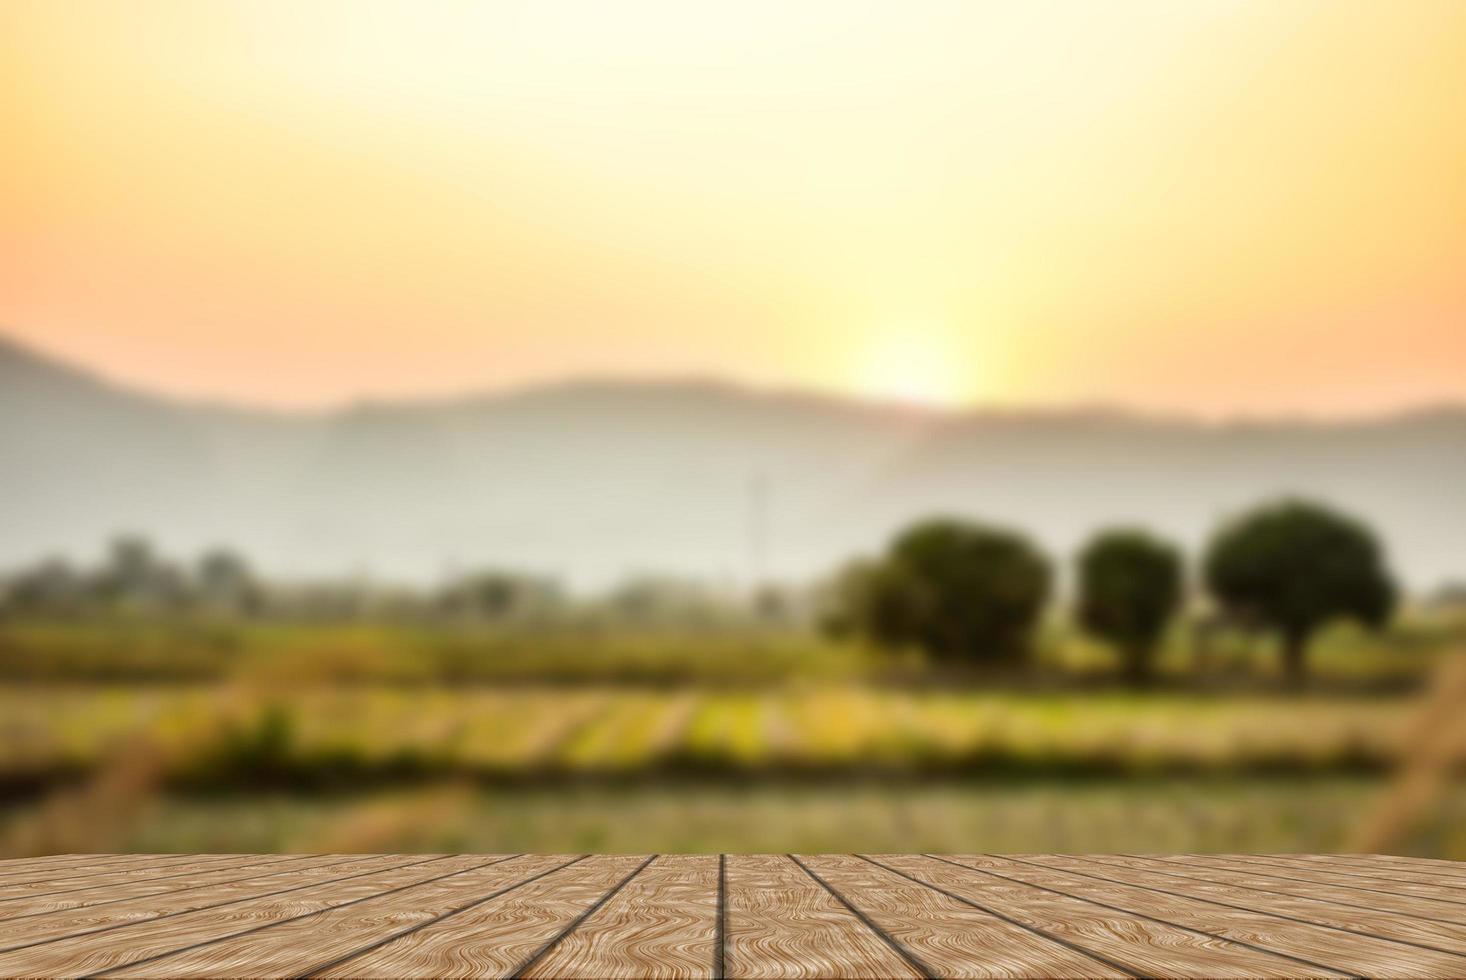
[0,685,1416,788]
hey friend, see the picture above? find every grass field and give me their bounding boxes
[0,684,1419,789]
[0,611,1461,858]
[1,612,1457,686]
[6,778,1463,857]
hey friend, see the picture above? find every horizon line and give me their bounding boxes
[3,326,1463,427]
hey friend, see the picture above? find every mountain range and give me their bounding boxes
[2,333,1462,591]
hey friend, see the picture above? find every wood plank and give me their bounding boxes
[969,854,1466,977]
[311,854,651,978]
[1171,855,1466,907]
[0,854,482,978]
[1219,854,1466,892]
[1279,854,1466,878]
[0,854,83,868]
[4,853,1465,978]
[522,854,717,980]
[1176,853,1466,902]
[801,853,1130,978]
[1330,855,1466,875]
[0,854,331,919]
[97,855,570,979]
[0,854,443,972]
[1085,854,1466,926]
[1034,855,1466,958]
[1244,853,1466,883]
[1129,855,1466,919]
[0,853,245,893]
[0,854,157,879]
[877,854,1325,978]
[0,854,398,949]
[723,853,921,978]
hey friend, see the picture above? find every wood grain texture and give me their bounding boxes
[800,854,1128,978]
[98,854,564,979]
[723,853,919,978]
[312,854,650,978]
[0,854,247,896]
[0,854,162,880]
[878,854,1323,978]
[1278,854,1466,879]
[0,854,458,976]
[1327,854,1466,876]
[1307,850,1466,874]
[1105,854,1466,923]
[1202,854,1466,894]
[1037,855,1466,957]
[523,854,717,980]
[972,854,1466,977]
[0,854,405,953]
[3,853,1465,978]
[0,854,334,920]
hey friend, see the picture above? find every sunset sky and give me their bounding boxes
[3,0,1464,415]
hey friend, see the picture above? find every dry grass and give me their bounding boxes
[1351,652,1466,853]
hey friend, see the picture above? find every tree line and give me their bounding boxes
[823,497,1396,687]
[0,540,768,628]
[0,496,1401,686]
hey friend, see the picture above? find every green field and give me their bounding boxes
[0,684,1419,787]
[6,778,1465,857]
[1,612,1456,686]
[0,612,1461,858]
[0,680,1450,858]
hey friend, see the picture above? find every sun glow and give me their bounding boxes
[4,1,1466,412]
[853,332,969,408]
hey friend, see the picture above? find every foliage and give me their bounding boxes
[828,518,1051,663]
[1077,528,1183,684]
[1204,498,1397,686]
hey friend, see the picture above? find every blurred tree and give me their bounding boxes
[94,535,160,605]
[1204,499,1396,688]
[820,558,924,644]
[1427,580,1466,613]
[108,535,155,581]
[751,582,804,625]
[196,548,259,615]
[604,575,723,627]
[4,557,84,616]
[438,570,562,623]
[1077,528,1183,686]
[828,518,1051,663]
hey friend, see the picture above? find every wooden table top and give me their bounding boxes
[0,853,1463,977]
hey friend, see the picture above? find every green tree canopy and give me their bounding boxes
[828,517,1051,663]
[1077,528,1183,685]
[1203,498,1396,686]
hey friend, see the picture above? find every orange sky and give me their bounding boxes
[3,0,1464,414]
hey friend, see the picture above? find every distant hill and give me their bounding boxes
[2,333,1462,590]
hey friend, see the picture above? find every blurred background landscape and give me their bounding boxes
[3,0,1465,858]
[2,333,1464,859]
